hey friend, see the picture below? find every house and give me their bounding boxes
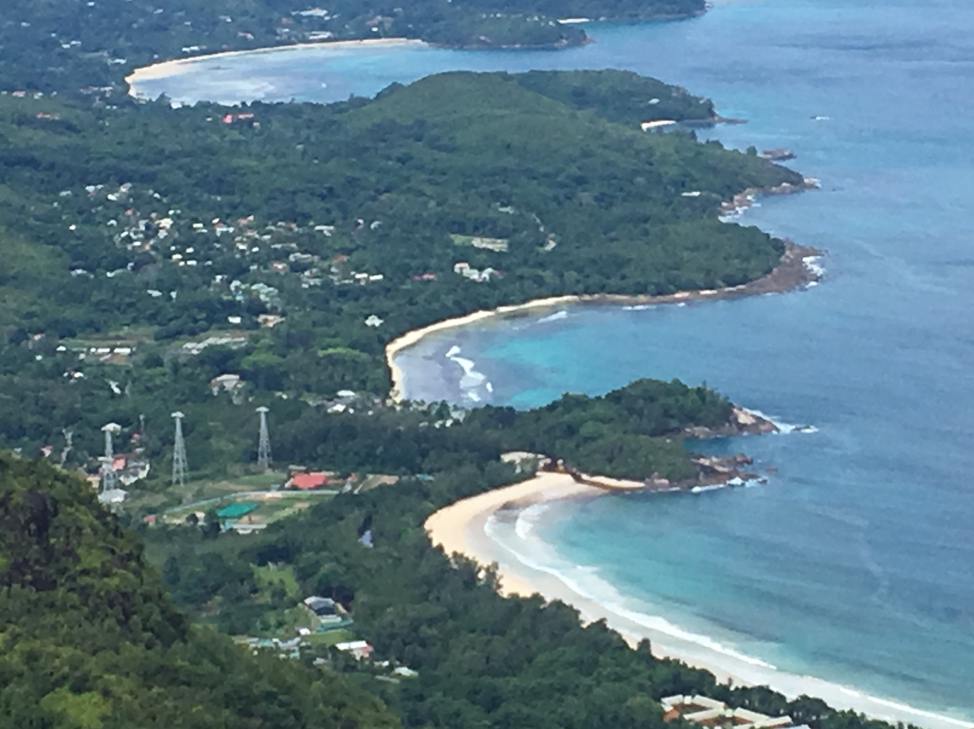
[364,315,384,328]
[258,314,284,328]
[215,503,260,528]
[660,695,802,729]
[303,596,337,616]
[109,454,151,486]
[98,489,129,505]
[289,472,330,490]
[210,373,244,395]
[335,640,374,660]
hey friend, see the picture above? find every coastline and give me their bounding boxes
[123,12,713,95]
[425,475,974,729]
[386,240,823,403]
[125,38,428,93]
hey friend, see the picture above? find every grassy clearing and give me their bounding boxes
[253,564,301,600]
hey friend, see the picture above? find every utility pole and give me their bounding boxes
[171,411,188,487]
[256,406,271,471]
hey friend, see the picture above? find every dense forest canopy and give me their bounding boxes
[0,70,799,464]
[0,0,705,94]
[0,451,908,729]
[0,454,401,728]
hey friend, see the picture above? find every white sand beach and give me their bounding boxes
[126,38,427,93]
[385,241,821,403]
[385,295,582,402]
[425,474,974,729]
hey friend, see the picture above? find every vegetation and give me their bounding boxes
[1,0,705,96]
[138,460,907,729]
[0,70,800,466]
[0,453,401,728]
[268,379,732,481]
[466,378,732,479]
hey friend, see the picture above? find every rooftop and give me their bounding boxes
[216,502,259,519]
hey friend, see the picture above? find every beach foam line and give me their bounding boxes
[386,242,820,403]
[744,408,818,434]
[430,475,974,729]
[537,309,569,323]
[485,512,779,670]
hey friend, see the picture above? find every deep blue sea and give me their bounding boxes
[138,0,974,721]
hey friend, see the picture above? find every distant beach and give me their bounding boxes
[125,38,428,97]
[386,240,822,403]
[425,475,974,729]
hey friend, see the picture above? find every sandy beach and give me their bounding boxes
[425,474,974,729]
[126,38,427,94]
[386,240,821,403]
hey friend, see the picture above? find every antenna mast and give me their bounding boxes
[171,411,188,487]
[256,406,271,471]
[100,423,122,493]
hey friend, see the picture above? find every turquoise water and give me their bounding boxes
[140,1,974,720]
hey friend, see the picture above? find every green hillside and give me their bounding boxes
[0,453,401,728]
[0,70,800,464]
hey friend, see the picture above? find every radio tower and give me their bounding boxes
[100,423,122,492]
[171,411,188,487]
[256,406,272,471]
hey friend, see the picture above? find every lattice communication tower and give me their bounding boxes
[171,411,188,487]
[256,406,272,471]
[100,422,122,492]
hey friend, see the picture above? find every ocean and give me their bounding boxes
[138,0,974,721]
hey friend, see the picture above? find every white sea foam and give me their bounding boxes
[745,408,818,434]
[537,310,569,323]
[691,483,727,494]
[451,355,487,388]
[623,304,653,311]
[485,513,778,669]
[485,382,494,393]
[484,508,974,729]
[514,502,552,540]
[803,255,826,278]
[445,345,461,358]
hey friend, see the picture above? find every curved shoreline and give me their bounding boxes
[425,474,974,729]
[126,38,428,94]
[386,240,822,403]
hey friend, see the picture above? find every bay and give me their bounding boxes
[139,0,974,720]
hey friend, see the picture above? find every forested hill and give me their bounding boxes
[0,453,401,728]
[2,0,705,95]
[0,70,801,462]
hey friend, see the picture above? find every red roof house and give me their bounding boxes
[290,472,330,491]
